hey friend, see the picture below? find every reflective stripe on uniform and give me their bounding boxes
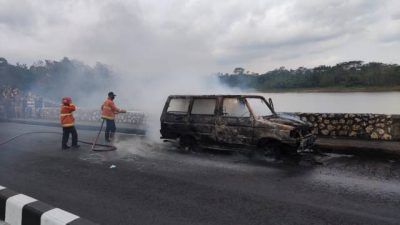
[60,113,72,116]
[62,123,74,127]
[101,115,114,120]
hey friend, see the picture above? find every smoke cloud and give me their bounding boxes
[2,0,400,140]
[114,73,239,140]
[2,0,400,72]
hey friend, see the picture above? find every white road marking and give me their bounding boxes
[41,208,79,225]
[5,194,37,225]
[0,185,5,191]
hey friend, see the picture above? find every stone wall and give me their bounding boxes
[295,113,400,141]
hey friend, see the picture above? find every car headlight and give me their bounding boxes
[290,129,300,138]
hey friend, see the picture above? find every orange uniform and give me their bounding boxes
[101,98,121,120]
[60,104,76,127]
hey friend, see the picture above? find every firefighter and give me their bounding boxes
[60,97,79,149]
[101,92,126,142]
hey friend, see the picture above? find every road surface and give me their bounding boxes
[0,122,399,225]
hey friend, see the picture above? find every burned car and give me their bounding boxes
[160,95,315,156]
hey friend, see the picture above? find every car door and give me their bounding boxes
[215,97,254,145]
[161,97,191,138]
[189,97,217,144]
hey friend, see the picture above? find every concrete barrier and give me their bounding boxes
[38,108,146,128]
[0,107,147,132]
[294,113,400,141]
[0,185,96,225]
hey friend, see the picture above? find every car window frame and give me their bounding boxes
[221,97,252,118]
[166,97,191,115]
[190,97,217,116]
[244,97,274,118]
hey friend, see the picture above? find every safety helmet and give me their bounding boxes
[62,97,72,104]
[108,91,117,98]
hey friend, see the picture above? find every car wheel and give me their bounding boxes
[263,142,282,160]
[179,136,196,152]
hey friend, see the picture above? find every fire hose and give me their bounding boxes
[90,119,117,151]
[0,119,117,151]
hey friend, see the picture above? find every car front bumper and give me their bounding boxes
[297,134,316,151]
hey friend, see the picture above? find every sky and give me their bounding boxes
[0,0,400,75]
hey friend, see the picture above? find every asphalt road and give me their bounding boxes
[0,122,400,225]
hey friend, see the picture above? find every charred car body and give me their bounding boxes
[160,95,315,155]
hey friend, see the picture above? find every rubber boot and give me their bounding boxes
[109,132,115,142]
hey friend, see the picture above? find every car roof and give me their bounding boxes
[168,94,266,98]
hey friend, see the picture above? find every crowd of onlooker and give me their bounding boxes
[0,85,146,127]
[0,85,58,119]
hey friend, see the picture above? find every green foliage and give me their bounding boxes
[0,57,114,101]
[218,61,400,91]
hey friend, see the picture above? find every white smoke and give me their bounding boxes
[113,72,240,141]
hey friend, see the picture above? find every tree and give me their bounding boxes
[0,56,115,103]
[233,67,245,75]
[0,57,7,65]
[218,61,400,91]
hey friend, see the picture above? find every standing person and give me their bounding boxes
[21,96,27,118]
[101,92,126,142]
[35,97,43,118]
[4,97,11,119]
[26,92,35,118]
[60,97,79,150]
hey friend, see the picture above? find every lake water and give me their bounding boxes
[254,92,400,114]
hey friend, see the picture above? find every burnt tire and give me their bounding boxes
[263,142,282,160]
[179,136,196,152]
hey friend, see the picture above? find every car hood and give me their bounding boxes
[261,113,307,127]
